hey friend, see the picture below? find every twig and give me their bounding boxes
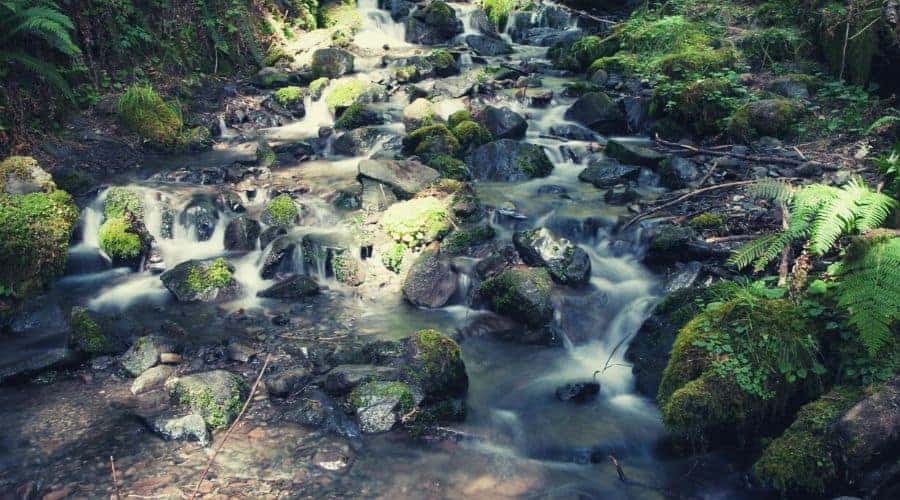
[621,180,759,230]
[698,160,719,187]
[110,456,121,500]
[777,202,791,287]
[609,455,627,482]
[553,3,619,24]
[839,19,851,81]
[190,354,272,500]
[704,234,761,244]
[792,146,807,161]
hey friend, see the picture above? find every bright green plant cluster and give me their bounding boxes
[262,194,299,227]
[274,86,304,106]
[451,120,492,150]
[70,307,109,354]
[351,381,415,414]
[104,187,144,219]
[117,84,184,146]
[426,154,470,181]
[381,197,452,247]
[175,382,244,430]
[98,217,142,259]
[184,258,233,294]
[402,124,460,158]
[441,224,495,255]
[381,243,405,273]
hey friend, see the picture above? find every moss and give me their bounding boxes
[274,86,304,106]
[447,110,472,129]
[183,258,234,295]
[351,381,415,414]
[256,141,276,168]
[262,194,298,227]
[324,79,383,114]
[738,27,807,67]
[588,53,641,75]
[664,77,742,136]
[655,46,737,77]
[441,224,495,255]
[426,154,470,181]
[104,187,144,219]
[263,45,290,66]
[332,250,362,285]
[402,124,460,158]
[69,307,109,354]
[552,35,617,71]
[0,189,78,298]
[381,196,452,247]
[393,65,420,83]
[173,378,246,430]
[689,212,727,231]
[481,0,520,30]
[0,156,54,193]
[479,267,553,328]
[406,329,464,392]
[308,77,329,100]
[516,144,554,177]
[117,85,184,147]
[451,120,492,150]
[334,102,382,130]
[728,99,800,142]
[319,1,363,31]
[427,49,457,76]
[98,217,142,259]
[753,386,864,495]
[382,243,406,273]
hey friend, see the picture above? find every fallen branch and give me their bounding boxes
[110,456,121,500]
[654,136,838,169]
[189,354,272,500]
[697,160,719,187]
[704,234,761,244]
[621,180,758,230]
[609,455,627,482]
[553,3,619,24]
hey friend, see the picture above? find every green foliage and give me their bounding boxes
[274,86,304,106]
[737,27,807,68]
[441,224,495,255]
[689,212,726,231]
[173,377,245,430]
[402,124,460,157]
[799,80,877,139]
[447,110,472,129]
[381,243,405,273]
[69,307,109,354]
[658,74,747,136]
[427,154,470,181]
[552,35,616,72]
[451,120,492,150]
[381,197,452,247]
[104,187,144,219]
[262,194,299,227]
[0,0,80,98]
[98,217,142,259]
[117,85,184,147]
[479,0,521,30]
[873,142,900,199]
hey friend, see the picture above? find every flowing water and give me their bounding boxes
[0,2,759,498]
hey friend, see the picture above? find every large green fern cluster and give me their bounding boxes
[730,178,897,271]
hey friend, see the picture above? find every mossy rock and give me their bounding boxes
[381,197,452,247]
[551,35,617,71]
[167,370,248,430]
[728,98,802,142]
[447,109,473,129]
[69,307,110,355]
[426,154,470,181]
[401,329,468,397]
[441,224,495,255]
[311,47,355,78]
[479,267,554,329]
[402,124,460,157]
[309,77,330,100]
[332,249,364,286]
[104,187,144,219]
[350,380,418,433]
[664,78,741,137]
[325,79,386,115]
[160,258,240,303]
[274,86,304,106]
[117,85,184,148]
[335,102,383,130]
[381,243,406,273]
[402,98,439,132]
[261,194,299,227]
[451,120,493,151]
[689,212,727,231]
[1,156,55,195]
[427,49,459,77]
[98,217,147,263]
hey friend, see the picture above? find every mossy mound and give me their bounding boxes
[402,124,460,157]
[689,212,727,231]
[381,243,406,273]
[98,217,144,261]
[325,79,385,114]
[167,370,248,430]
[426,154,470,181]
[381,197,452,247]
[402,329,467,397]
[479,267,553,328]
[117,85,185,147]
[658,296,822,444]
[160,258,239,303]
[728,98,802,142]
[308,77,330,100]
[274,86,304,106]
[664,78,743,137]
[753,386,864,495]
[427,49,459,77]
[332,249,364,286]
[104,187,144,219]
[451,120,493,150]
[551,35,617,71]
[441,224,495,255]
[261,194,299,227]
[335,102,383,130]
[69,307,110,355]
[447,109,473,129]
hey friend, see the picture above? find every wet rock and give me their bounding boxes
[405,1,464,45]
[224,215,261,251]
[466,34,513,56]
[314,443,354,472]
[0,298,73,382]
[357,158,440,199]
[259,226,288,250]
[311,48,354,78]
[260,236,296,279]
[469,8,496,35]
[178,197,220,242]
[284,386,361,439]
[324,364,400,395]
[166,370,248,429]
[432,76,476,98]
[361,177,398,211]
[643,225,724,266]
[604,139,665,169]
[257,275,320,300]
[834,375,900,474]
[252,67,298,88]
[332,127,390,157]
[549,124,597,141]
[121,335,178,377]
[265,366,311,397]
[402,244,458,308]
[578,161,640,188]
[1,155,53,195]
[556,381,600,403]
[131,365,176,394]
[605,186,640,205]
[351,380,420,433]
[226,339,256,363]
[564,92,627,134]
[658,156,700,189]
[160,258,241,302]
[513,228,591,285]
[146,413,210,445]
[479,266,554,329]
[474,106,528,140]
[470,140,553,181]
[401,329,468,397]
[402,98,439,132]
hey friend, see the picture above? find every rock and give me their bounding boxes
[657,156,700,189]
[479,266,554,328]
[512,228,591,285]
[313,443,354,472]
[159,353,182,364]
[1,155,53,195]
[131,365,176,394]
[604,185,640,205]
[350,380,419,433]
[121,335,177,377]
[402,243,458,308]
[766,78,810,99]
[0,298,73,382]
[160,258,241,302]
[146,413,210,445]
[334,102,383,130]
[178,197,219,242]
[358,158,440,199]
[644,225,725,266]
[401,329,468,397]
[730,98,802,141]
[226,339,256,363]
[324,365,400,395]
[556,381,600,402]
[402,98,439,132]
[257,275,319,300]
[332,127,390,157]
[466,34,513,56]
[252,67,297,88]
[224,215,261,251]
[405,1,463,45]
[260,236,295,279]
[311,48,354,78]
[474,106,528,140]
[265,366,311,397]
[604,139,665,169]
[380,196,452,247]
[549,124,597,141]
[469,8,497,35]
[470,140,553,181]
[577,161,640,188]
[166,370,247,429]
[564,92,627,134]
[590,68,608,85]
[834,375,900,474]
[285,386,361,439]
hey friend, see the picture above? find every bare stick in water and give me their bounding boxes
[110,455,121,500]
[609,455,627,482]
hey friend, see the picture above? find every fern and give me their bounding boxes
[833,235,900,354]
[747,178,793,203]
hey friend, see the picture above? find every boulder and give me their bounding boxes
[358,159,440,199]
[256,275,320,300]
[260,236,295,279]
[604,139,665,169]
[643,225,725,266]
[401,329,468,397]
[577,161,640,188]
[146,414,210,445]
[479,267,554,328]
[405,1,464,45]
[556,381,600,402]
[121,335,178,377]
[284,386,361,439]
[658,156,700,189]
[564,92,627,134]
[350,381,420,433]
[265,367,311,397]
[549,124,597,141]
[833,375,900,474]
[179,197,219,242]
[470,140,553,181]
[512,228,591,285]
[324,365,400,395]
[402,244,457,308]
[332,127,390,157]
[402,98,439,132]
[166,370,248,429]
[224,216,260,251]
[131,365,176,394]
[311,48,354,78]
[160,258,241,302]
[474,106,528,140]
[466,34,513,56]
[0,298,72,382]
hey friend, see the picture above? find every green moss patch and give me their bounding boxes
[117,85,184,147]
[402,124,460,158]
[381,197,452,247]
[185,257,233,293]
[274,86,304,106]
[381,243,406,273]
[262,194,299,227]
[351,381,415,414]
[441,224,495,255]
[104,187,144,219]
[69,307,110,355]
[451,120,492,150]
[98,217,143,259]
[426,154,470,181]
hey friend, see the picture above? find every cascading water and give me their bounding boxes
[354,0,410,50]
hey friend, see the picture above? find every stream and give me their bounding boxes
[0,2,761,498]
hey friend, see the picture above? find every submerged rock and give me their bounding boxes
[121,335,178,377]
[257,275,319,300]
[470,140,553,181]
[166,370,248,429]
[146,413,210,445]
[556,381,600,403]
[512,228,591,285]
[357,158,440,199]
[160,258,241,302]
[402,244,457,308]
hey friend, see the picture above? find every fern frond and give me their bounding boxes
[3,50,73,98]
[747,178,794,203]
[854,191,898,231]
[729,234,780,270]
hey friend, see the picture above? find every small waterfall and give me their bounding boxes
[355,0,410,50]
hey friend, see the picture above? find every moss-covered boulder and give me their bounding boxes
[117,85,185,148]
[469,140,553,181]
[332,249,364,286]
[451,120,493,152]
[120,334,179,377]
[512,228,591,285]
[68,307,111,355]
[309,77,330,100]
[563,92,627,134]
[166,370,248,430]
[261,194,299,227]
[426,154,470,181]
[728,99,802,142]
[334,102,383,130]
[402,124,460,157]
[160,258,241,303]
[604,139,665,169]
[401,329,467,397]
[325,79,386,115]
[428,49,460,77]
[272,86,306,117]
[98,214,152,267]
[479,267,554,329]
[402,98,439,132]
[311,47,355,78]
[0,157,78,298]
[658,297,822,445]
[441,224,495,255]
[405,1,464,45]
[381,197,452,247]
[350,380,418,433]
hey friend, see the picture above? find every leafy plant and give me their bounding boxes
[873,142,900,199]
